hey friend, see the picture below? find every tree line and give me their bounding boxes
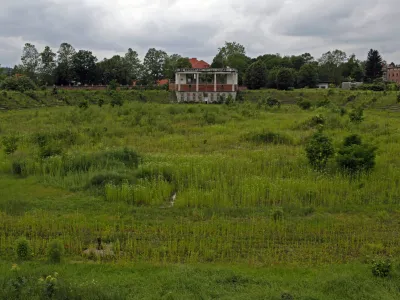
[0,41,386,89]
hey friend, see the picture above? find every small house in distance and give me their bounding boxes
[316,82,329,89]
[341,82,363,90]
[172,67,238,103]
[171,58,238,103]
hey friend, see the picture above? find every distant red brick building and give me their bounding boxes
[384,63,400,84]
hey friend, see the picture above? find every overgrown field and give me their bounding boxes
[1,89,400,299]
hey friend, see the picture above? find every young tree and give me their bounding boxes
[276,68,296,90]
[298,64,319,88]
[72,50,98,85]
[38,46,56,86]
[365,49,383,82]
[143,48,167,84]
[305,129,335,170]
[336,134,377,174]
[267,67,280,88]
[245,60,267,89]
[55,43,76,85]
[21,43,40,81]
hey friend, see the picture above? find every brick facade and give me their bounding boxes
[385,64,400,84]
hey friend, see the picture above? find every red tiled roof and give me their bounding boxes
[157,79,169,85]
[189,58,210,69]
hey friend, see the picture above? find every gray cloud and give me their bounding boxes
[1,0,400,67]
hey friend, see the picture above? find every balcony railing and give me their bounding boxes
[175,84,237,92]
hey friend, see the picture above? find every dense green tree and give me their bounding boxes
[55,43,76,85]
[211,52,224,68]
[245,60,267,89]
[342,54,364,82]
[318,50,347,84]
[267,67,280,88]
[212,42,251,84]
[97,55,129,85]
[38,46,56,85]
[21,43,40,81]
[164,54,191,80]
[124,48,142,83]
[276,68,296,90]
[0,65,6,82]
[298,64,319,88]
[143,48,167,83]
[365,49,383,82]
[72,50,98,85]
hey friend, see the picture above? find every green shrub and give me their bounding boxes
[298,100,312,110]
[372,257,391,277]
[2,135,18,154]
[271,207,284,221]
[11,160,26,176]
[397,93,400,103]
[47,239,64,263]
[98,98,105,107]
[15,237,31,260]
[246,131,293,145]
[108,79,119,91]
[39,143,63,158]
[0,76,37,92]
[89,172,134,187]
[78,99,89,109]
[24,90,39,101]
[336,135,376,174]
[281,293,294,300]
[305,130,334,170]
[349,107,364,123]
[266,97,281,108]
[110,91,123,107]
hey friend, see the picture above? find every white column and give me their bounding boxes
[178,73,181,91]
[214,73,217,92]
[232,73,235,92]
[196,73,199,92]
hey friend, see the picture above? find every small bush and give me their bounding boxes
[298,100,312,110]
[110,92,124,107]
[78,99,89,109]
[372,257,391,277]
[305,130,334,170]
[24,90,39,101]
[336,135,376,174]
[47,239,64,263]
[39,143,63,158]
[15,237,31,260]
[2,135,18,154]
[281,293,294,300]
[266,97,281,108]
[397,93,400,103]
[108,79,119,91]
[11,160,26,176]
[347,95,356,102]
[271,207,284,221]
[349,107,364,123]
[246,131,293,145]
[89,172,134,187]
[98,98,105,107]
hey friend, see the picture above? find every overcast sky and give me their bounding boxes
[1,0,400,67]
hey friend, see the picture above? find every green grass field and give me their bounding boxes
[1,89,400,299]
